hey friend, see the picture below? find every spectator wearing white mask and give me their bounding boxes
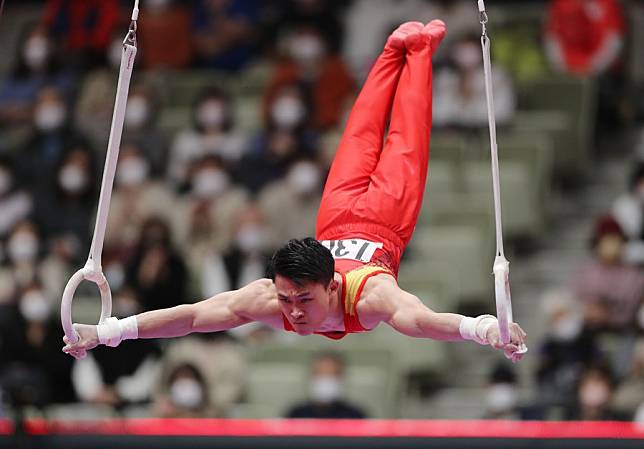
[15,86,88,195]
[433,33,516,129]
[534,290,602,416]
[258,157,323,249]
[0,220,68,307]
[0,281,76,405]
[199,203,271,297]
[0,25,75,127]
[483,363,522,420]
[121,84,169,177]
[168,88,248,190]
[154,363,215,417]
[263,25,355,131]
[105,144,177,251]
[566,364,629,421]
[34,144,98,264]
[174,155,249,295]
[238,83,318,193]
[286,351,366,419]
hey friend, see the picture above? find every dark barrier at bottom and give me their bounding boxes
[1,436,644,449]
[1,418,643,449]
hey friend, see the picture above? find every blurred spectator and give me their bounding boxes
[258,157,323,248]
[137,0,194,70]
[433,33,516,129]
[33,143,98,263]
[613,339,644,419]
[40,0,122,70]
[483,363,521,420]
[192,0,260,72]
[0,158,33,241]
[125,216,188,311]
[263,25,355,131]
[0,281,76,405]
[612,162,644,265]
[239,84,318,193]
[122,83,168,177]
[174,155,249,295]
[72,287,161,408]
[566,364,628,420]
[0,220,69,307]
[286,351,366,419]
[105,143,177,250]
[343,0,477,79]
[73,32,120,149]
[261,0,347,56]
[168,88,248,189]
[199,203,271,296]
[534,290,602,414]
[14,86,89,195]
[0,25,75,127]
[154,363,214,417]
[159,333,246,417]
[568,214,644,331]
[544,0,625,76]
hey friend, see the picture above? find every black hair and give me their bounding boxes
[267,237,334,287]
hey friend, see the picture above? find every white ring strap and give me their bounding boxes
[61,8,138,346]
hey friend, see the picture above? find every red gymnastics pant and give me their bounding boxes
[316,36,435,275]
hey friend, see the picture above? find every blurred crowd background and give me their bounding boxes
[0,0,644,424]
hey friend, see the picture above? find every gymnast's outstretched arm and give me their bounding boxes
[62,279,281,359]
[359,276,527,361]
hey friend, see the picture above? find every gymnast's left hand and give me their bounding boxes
[486,322,527,363]
[62,323,98,360]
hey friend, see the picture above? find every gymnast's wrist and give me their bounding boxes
[96,316,138,347]
[459,314,497,345]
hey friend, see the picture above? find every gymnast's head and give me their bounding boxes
[268,238,337,335]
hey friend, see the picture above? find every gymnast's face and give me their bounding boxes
[275,275,335,335]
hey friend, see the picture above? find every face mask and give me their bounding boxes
[19,290,51,322]
[197,101,226,129]
[454,43,480,70]
[192,168,229,198]
[289,35,324,64]
[35,103,66,132]
[236,225,265,254]
[551,314,582,342]
[596,235,623,263]
[59,165,88,193]
[8,232,39,262]
[23,36,49,70]
[287,162,320,195]
[117,157,149,187]
[580,381,610,408]
[310,375,342,404]
[0,169,11,195]
[104,263,125,291]
[271,96,305,129]
[125,97,150,128]
[485,383,517,413]
[170,378,204,409]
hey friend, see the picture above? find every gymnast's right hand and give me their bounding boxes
[62,323,98,360]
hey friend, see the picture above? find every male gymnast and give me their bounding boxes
[63,21,527,362]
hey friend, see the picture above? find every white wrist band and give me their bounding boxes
[460,314,497,345]
[97,316,138,347]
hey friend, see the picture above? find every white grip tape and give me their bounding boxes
[478,0,486,12]
[460,314,497,345]
[97,316,138,347]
